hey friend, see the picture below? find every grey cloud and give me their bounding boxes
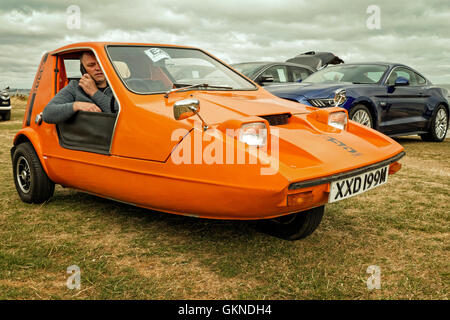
[1,0,450,87]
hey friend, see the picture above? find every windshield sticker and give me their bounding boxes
[144,48,171,62]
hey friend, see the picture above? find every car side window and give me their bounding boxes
[415,72,426,85]
[387,67,418,86]
[258,65,288,83]
[288,66,312,82]
[65,59,82,80]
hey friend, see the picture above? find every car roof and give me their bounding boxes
[328,62,408,68]
[231,61,315,71]
[326,62,427,77]
[50,42,198,54]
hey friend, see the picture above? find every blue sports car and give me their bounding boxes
[266,63,449,142]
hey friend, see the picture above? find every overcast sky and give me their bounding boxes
[1,0,450,88]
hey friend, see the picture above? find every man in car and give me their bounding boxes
[42,51,118,124]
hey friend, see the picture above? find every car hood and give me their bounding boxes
[172,91,403,183]
[192,90,310,120]
[128,89,403,182]
[266,83,352,100]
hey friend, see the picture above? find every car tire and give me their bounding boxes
[420,105,448,142]
[3,111,11,121]
[1,111,10,121]
[349,104,374,128]
[12,142,55,203]
[259,206,325,240]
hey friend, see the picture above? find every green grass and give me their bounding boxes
[0,97,448,299]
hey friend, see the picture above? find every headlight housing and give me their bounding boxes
[333,89,346,106]
[0,92,9,100]
[328,111,348,130]
[239,122,267,147]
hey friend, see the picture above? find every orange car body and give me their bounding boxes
[13,42,404,220]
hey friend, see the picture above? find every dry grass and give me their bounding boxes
[0,96,448,299]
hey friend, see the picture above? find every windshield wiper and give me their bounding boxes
[164,83,233,98]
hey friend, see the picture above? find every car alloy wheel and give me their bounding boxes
[435,108,448,140]
[352,109,372,128]
[16,156,32,194]
[421,105,448,142]
[12,142,55,203]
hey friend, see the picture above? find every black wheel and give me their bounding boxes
[260,206,325,240]
[3,111,11,121]
[420,105,448,142]
[349,104,374,128]
[12,142,55,203]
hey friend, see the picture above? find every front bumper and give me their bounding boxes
[0,99,11,111]
[289,151,405,190]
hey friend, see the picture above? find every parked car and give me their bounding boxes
[11,42,404,240]
[231,61,315,86]
[286,51,344,70]
[0,86,11,121]
[266,63,449,142]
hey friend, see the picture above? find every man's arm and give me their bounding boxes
[42,81,77,124]
[91,89,119,113]
[42,81,101,124]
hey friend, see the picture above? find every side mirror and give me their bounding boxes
[258,75,274,85]
[394,77,409,86]
[173,99,200,120]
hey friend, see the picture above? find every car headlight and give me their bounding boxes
[333,89,346,106]
[239,122,267,147]
[0,93,9,100]
[328,111,348,130]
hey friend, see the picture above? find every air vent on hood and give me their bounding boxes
[259,113,291,126]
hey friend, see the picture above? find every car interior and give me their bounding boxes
[107,50,173,93]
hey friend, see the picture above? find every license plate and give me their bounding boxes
[329,166,389,203]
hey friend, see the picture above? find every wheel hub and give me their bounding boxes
[435,109,448,139]
[16,156,31,194]
[352,109,372,128]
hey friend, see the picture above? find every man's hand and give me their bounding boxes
[79,74,98,97]
[73,101,101,113]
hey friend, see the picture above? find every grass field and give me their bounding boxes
[0,97,448,299]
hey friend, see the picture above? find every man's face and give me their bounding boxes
[81,53,106,83]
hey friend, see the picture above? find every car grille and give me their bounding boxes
[260,113,291,126]
[308,99,335,108]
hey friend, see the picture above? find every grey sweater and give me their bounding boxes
[42,80,119,124]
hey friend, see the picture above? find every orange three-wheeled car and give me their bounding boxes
[11,42,404,239]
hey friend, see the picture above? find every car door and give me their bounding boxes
[382,67,428,134]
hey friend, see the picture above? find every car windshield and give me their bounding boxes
[303,64,389,84]
[106,46,256,94]
[232,62,268,78]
